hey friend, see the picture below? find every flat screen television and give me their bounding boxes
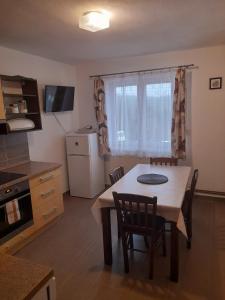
[44,85,75,112]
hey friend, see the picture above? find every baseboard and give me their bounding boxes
[196,189,225,199]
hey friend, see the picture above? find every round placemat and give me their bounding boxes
[137,173,168,185]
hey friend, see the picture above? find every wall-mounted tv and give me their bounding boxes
[44,85,75,112]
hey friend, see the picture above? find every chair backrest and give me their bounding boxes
[183,169,199,217]
[113,192,157,235]
[109,166,124,185]
[189,169,199,203]
[150,157,178,166]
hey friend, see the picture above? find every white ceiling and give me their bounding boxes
[0,0,225,64]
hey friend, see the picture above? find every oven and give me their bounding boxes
[0,180,33,245]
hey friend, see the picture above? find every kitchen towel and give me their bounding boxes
[6,199,21,225]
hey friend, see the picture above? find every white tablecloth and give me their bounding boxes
[92,164,191,237]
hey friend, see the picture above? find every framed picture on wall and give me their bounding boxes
[209,77,222,89]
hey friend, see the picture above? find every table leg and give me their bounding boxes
[170,221,179,282]
[101,207,112,265]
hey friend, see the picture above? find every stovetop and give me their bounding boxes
[0,171,26,186]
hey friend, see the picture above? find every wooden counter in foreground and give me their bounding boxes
[0,254,54,300]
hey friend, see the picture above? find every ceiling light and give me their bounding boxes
[79,11,110,32]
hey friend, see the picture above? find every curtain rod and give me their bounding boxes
[89,64,197,78]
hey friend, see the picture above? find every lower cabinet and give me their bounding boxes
[32,277,56,300]
[0,167,64,254]
[30,168,64,229]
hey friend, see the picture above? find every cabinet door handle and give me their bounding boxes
[41,189,55,199]
[39,174,54,183]
[42,207,57,219]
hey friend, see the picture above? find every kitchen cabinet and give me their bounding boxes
[0,166,64,254]
[30,168,64,229]
[0,74,42,134]
[32,276,56,300]
[0,254,55,300]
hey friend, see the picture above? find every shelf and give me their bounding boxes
[23,94,37,97]
[3,93,23,98]
[6,112,40,117]
[0,74,42,134]
[1,75,35,82]
[3,93,37,98]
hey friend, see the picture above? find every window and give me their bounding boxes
[104,71,176,156]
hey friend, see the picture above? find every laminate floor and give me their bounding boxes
[17,195,225,300]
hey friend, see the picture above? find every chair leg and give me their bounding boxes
[186,218,192,250]
[144,236,149,248]
[165,221,171,232]
[149,238,154,280]
[117,221,121,239]
[122,233,129,273]
[129,234,134,249]
[162,226,167,256]
[186,240,191,249]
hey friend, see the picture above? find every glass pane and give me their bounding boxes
[116,85,137,97]
[114,85,138,147]
[146,82,171,97]
[143,82,172,154]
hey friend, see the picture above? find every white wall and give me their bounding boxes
[76,45,225,192]
[0,46,78,192]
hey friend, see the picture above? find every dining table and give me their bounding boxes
[92,163,191,282]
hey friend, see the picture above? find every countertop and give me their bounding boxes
[0,161,61,189]
[5,161,61,179]
[0,254,54,300]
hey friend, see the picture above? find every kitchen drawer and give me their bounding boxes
[33,193,63,218]
[31,177,62,209]
[33,196,64,228]
[30,166,64,229]
[29,168,61,189]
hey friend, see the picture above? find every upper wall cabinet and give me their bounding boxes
[0,75,42,134]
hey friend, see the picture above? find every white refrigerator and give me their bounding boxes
[66,132,105,198]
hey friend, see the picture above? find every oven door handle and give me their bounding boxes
[0,192,31,209]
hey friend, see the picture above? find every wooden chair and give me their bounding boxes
[182,169,199,249]
[109,166,125,185]
[150,157,178,233]
[109,166,153,248]
[150,157,178,166]
[109,166,125,239]
[113,192,166,279]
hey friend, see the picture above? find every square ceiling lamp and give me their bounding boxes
[79,11,110,32]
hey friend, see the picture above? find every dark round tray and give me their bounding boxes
[137,173,168,185]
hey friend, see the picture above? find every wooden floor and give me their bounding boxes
[17,194,225,300]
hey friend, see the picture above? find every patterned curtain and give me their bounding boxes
[171,68,186,159]
[94,78,111,156]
